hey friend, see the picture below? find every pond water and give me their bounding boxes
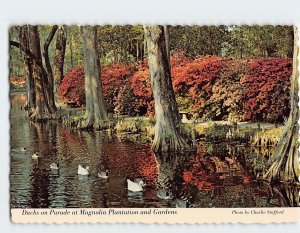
[10,93,299,208]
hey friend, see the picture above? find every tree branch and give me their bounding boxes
[10,40,48,79]
[43,25,58,84]
[10,40,38,62]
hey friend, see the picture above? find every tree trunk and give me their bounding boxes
[11,26,57,121]
[136,40,139,61]
[164,25,170,64]
[19,25,36,110]
[28,26,53,121]
[70,34,74,67]
[144,25,191,152]
[82,26,108,130]
[54,25,67,93]
[43,25,58,114]
[263,26,299,183]
[143,35,147,59]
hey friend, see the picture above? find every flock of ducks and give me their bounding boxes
[19,146,194,207]
[21,147,39,159]
[75,164,192,207]
[19,146,142,192]
[77,164,143,192]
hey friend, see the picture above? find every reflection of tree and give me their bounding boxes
[103,137,158,184]
[10,94,27,106]
[59,127,88,161]
[155,152,180,189]
[29,121,58,158]
[183,154,246,191]
[183,143,263,194]
[28,122,56,207]
[272,184,300,207]
[46,123,67,208]
[155,152,194,199]
[58,129,97,207]
[252,147,274,161]
[82,131,109,207]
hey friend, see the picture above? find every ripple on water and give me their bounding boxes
[10,94,300,208]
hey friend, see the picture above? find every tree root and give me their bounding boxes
[152,126,195,153]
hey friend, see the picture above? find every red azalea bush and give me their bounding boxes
[130,60,154,116]
[10,76,26,88]
[241,58,291,123]
[101,64,136,115]
[58,54,292,123]
[172,56,224,118]
[58,66,85,105]
[207,58,247,121]
[58,64,137,115]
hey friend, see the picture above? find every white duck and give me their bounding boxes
[20,147,26,153]
[157,189,173,200]
[175,199,195,208]
[78,165,90,175]
[98,170,109,179]
[32,152,38,159]
[50,162,59,170]
[127,179,144,192]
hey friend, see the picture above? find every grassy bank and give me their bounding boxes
[60,107,284,147]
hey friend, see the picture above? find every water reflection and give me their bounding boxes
[10,93,300,208]
[155,152,196,207]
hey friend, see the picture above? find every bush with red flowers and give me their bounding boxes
[101,64,136,114]
[58,54,292,123]
[241,58,291,123]
[58,66,85,106]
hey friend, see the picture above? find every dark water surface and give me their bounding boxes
[10,93,299,208]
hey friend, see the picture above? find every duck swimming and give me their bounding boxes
[50,162,59,170]
[175,198,195,208]
[127,179,144,192]
[78,165,90,175]
[32,152,38,159]
[98,170,109,179]
[157,189,173,200]
[20,147,26,153]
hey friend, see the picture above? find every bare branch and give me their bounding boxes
[10,40,48,78]
[10,40,38,64]
[43,25,58,83]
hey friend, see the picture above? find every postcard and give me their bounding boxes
[9,24,300,223]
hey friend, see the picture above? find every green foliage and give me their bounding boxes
[114,85,136,116]
[169,25,293,59]
[204,123,231,141]
[198,123,264,144]
[97,25,145,64]
[9,27,25,77]
[114,117,145,134]
[228,127,257,143]
[253,127,283,147]
[169,25,229,57]
[181,122,199,140]
[64,25,84,73]
[227,25,293,58]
